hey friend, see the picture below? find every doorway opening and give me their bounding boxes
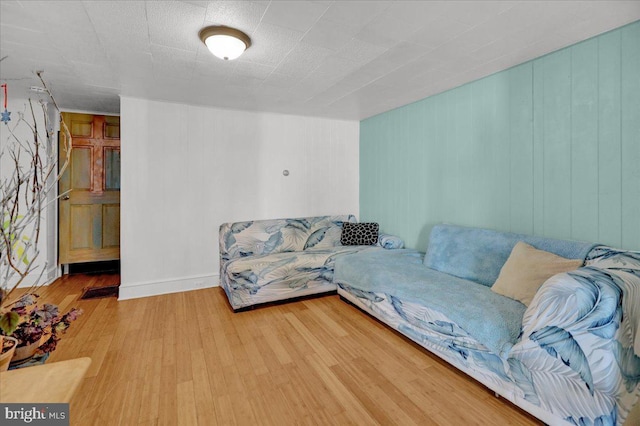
[58,112,120,285]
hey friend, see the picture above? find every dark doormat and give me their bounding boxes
[80,285,120,300]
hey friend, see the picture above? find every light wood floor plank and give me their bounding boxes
[140,337,163,423]
[350,356,432,425]
[177,380,198,426]
[258,323,294,366]
[330,362,406,425]
[214,394,236,425]
[306,352,379,425]
[284,312,339,367]
[302,299,349,338]
[34,274,540,425]
[157,362,178,426]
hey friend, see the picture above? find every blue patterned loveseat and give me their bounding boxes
[219,215,403,311]
[335,224,640,426]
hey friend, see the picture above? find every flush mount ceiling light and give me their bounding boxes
[199,25,251,61]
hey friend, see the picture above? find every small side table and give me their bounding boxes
[0,357,91,403]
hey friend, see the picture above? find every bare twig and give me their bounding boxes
[0,73,72,307]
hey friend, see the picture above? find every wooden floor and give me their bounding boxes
[38,274,541,426]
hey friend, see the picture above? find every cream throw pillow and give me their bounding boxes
[491,241,582,306]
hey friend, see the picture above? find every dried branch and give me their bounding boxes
[0,73,72,308]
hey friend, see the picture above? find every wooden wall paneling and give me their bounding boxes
[597,30,623,248]
[359,22,639,251]
[620,24,640,250]
[369,116,384,229]
[385,111,401,237]
[454,84,474,229]
[509,63,535,235]
[385,109,401,240]
[542,49,573,240]
[473,79,491,229]
[454,89,469,227]
[399,103,424,244]
[375,115,386,229]
[422,96,443,250]
[422,99,440,251]
[485,76,503,229]
[396,108,409,240]
[532,60,545,236]
[442,91,457,226]
[395,107,410,246]
[362,118,380,224]
[570,38,600,243]
[385,109,399,239]
[376,115,386,229]
[410,100,430,251]
[493,71,512,231]
[469,77,492,229]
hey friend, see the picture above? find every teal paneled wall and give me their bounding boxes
[360,22,640,251]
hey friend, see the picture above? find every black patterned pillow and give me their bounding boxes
[341,222,379,246]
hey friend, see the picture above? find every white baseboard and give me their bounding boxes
[47,265,60,282]
[118,273,219,300]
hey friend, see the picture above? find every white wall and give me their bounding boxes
[119,97,359,300]
[0,97,59,289]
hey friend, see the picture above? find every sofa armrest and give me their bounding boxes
[377,234,404,249]
[507,247,640,425]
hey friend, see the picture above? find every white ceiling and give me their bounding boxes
[1,1,639,120]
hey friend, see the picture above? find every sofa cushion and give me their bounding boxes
[424,224,595,287]
[334,249,527,358]
[341,222,379,245]
[225,245,381,294]
[491,242,582,306]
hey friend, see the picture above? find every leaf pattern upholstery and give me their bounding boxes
[337,245,640,426]
[220,215,355,262]
[511,246,640,425]
[219,215,403,310]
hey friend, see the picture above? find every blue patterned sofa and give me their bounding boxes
[219,215,403,311]
[335,224,640,426]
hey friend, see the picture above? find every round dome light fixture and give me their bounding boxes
[199,26,251,61]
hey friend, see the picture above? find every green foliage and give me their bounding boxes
[0,311,20,335]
